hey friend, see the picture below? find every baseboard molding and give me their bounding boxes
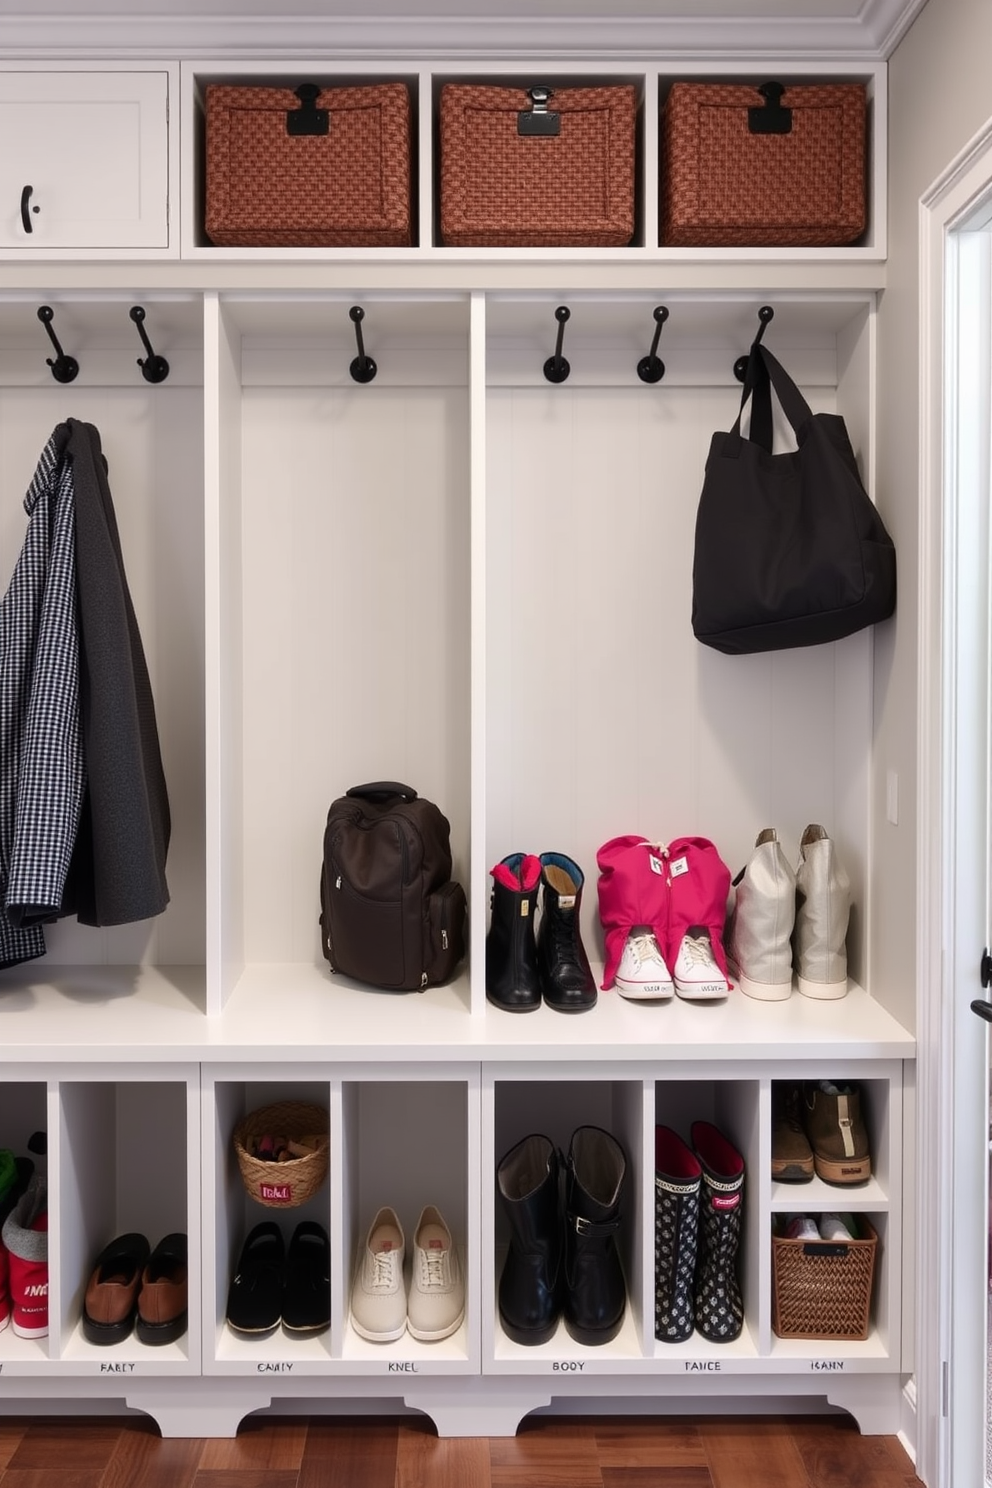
[899,1376,918,1465]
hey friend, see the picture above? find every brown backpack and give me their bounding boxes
[319,782,466,992]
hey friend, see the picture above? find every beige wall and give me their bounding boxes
[872,0,992,1033]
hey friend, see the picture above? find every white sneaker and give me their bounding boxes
[672,926,730,1001]
[407,1205,465,1342]
[614,928,674,1001]
[351,1206,406,1342]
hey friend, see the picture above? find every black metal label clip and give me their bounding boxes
[748,81,793,135]
[518,85,560,137]
[288,83,329,136]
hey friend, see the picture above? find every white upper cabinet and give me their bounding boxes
[0,68,173,254]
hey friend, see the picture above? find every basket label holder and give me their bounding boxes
[518,85,560,136]
[287,83,329,136]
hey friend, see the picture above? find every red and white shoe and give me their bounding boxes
[615,928,674,1001]
[672,927,730,1001]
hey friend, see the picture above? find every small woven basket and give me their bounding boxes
[772,1217,877,1340]
[660,81,866,247]
[438,83,636,247]
[233,1101,330,1209]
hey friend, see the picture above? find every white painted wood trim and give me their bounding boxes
[916,110,992,1488]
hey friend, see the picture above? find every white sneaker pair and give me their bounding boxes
[350,1204,464,1343]
[615,925,729,1002]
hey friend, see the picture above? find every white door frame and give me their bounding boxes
[918,116,992,1488]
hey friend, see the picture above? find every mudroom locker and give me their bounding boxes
[0,2,987,1486]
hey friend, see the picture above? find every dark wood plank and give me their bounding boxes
[0,1473,106,1488]
[787,1417,924,1487]
[490,1420,602,1488]
[594,1421,709,1469]
[196,1417,307,1473]
[190,1474,300,1488]
[601,1471,712,1488]
[701,1419,810,1488]
[4,1421,123,1473]
[0,1424,28,1472]
[298,1420,399,1488]
[395,1424,490,1488]
[97,1424,204,1488]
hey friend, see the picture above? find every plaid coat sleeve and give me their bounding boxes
[0,426,86,968]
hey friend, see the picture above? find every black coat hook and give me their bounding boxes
[543,305,571,384]
[349,306,377,384]
[637,305,669,384]
[37,306,79,384]
[734,305,775,382]
[129,306,170,384]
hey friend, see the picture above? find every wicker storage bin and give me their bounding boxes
[204,82,412,247]
[660,81,866,247]
[438,83,636,247]
[233,1101,330,1208]
[772,1217,878,1340]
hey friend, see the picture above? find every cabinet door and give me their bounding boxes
[0,71,169,250]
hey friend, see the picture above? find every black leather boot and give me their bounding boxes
[691,1121,745,1342]
[537,852,597,1013]
[563,1126,626,1345]
[486,854,542,1013]
[654,1125,701,1343]
[496,1134,563,1345]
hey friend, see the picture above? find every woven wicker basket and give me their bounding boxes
[438,83,636,247]
[204,82,412,247]
[233,1101,330,1208]
[660,81,866,247]
[772,1217,878,1340]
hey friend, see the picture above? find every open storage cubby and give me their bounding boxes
[179,60,886,260]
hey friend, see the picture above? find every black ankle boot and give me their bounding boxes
[563,1126,626,1345]
[654,1126,701,1343]
[486,854,542,1013]
[537,852,597,1013]
[496,1134,563,1345]
[691,1121,745,1342]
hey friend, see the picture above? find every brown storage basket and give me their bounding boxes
[772,1217,878,1340]
[204,82,412,247]
[233,1101,330,1208]
[439,83,636,247]
[660,81,866,247]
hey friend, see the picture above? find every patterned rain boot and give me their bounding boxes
[654,1126,701,1343]
[691,1122,745,1343]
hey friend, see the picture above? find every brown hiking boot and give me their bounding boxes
[771,1085,814,1182]
[802,1081,871,1185]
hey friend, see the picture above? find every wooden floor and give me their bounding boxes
[0,1413,924,1487]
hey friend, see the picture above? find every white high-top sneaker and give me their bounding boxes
[615,927,674,1001]
[350,1207,406,1342]
[672,927,730,1001]
[725,828,797,1001]
[406,1205,465,1342]
[793,825,851,1000]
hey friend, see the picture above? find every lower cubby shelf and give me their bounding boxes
[0,1055,906,1436]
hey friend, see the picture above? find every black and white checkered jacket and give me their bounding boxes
[0,426,85,967]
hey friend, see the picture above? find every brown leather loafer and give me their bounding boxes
[82,1233,150,1345]
[136,1233,188,1346]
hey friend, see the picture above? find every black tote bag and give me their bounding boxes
[690,343,896,655]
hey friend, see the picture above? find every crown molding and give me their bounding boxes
[0,0,927,62]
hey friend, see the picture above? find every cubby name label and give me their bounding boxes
[810,1360,845,1372]
[552,1361,585,1371]
[100,1362,136,1373]
[685,1361,721,1371]
[257,1363,293,1373]
[388,1362,419,1373]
